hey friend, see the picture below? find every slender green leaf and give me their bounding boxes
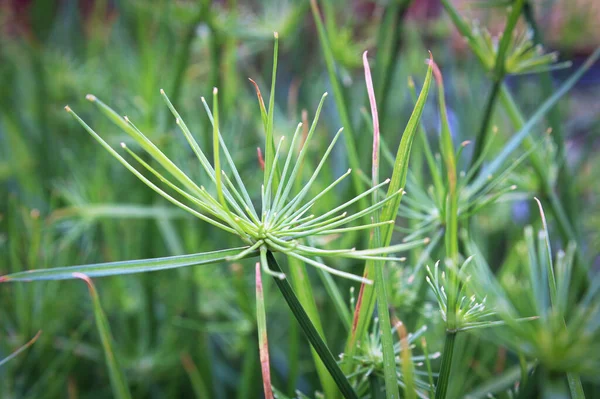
[364,50,399,399]
[345,56,433,372]
[0,247,255,282]
[74,274,131,399]
[181,353,211,399]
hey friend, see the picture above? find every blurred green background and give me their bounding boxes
[1,0,599,398]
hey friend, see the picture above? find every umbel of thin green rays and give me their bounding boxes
[56,86,422,285]
[348,319,439,399]
[464,199,600,380]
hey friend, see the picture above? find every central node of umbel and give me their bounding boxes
[256,223,269,241]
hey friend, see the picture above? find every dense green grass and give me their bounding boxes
[1,1,599,398]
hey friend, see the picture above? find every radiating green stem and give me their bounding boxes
[435,332,456,399]
[266,251,358,399]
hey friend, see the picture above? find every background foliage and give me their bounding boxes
[1,0,599,398]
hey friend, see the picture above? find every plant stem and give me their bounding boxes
[567,372,586,399]
[469,78,502,175]
[255,263,274,399]
[370,375,385,399]
[470,0,524,175]
[435,332,456,399]
[372,0,413,136]
[266,251,359,399]
[309,0,367,205]
[522,0,578,227]
[287,255,337,398]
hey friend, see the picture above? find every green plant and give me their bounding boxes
[2,1,600,398]
[1,31,434,398]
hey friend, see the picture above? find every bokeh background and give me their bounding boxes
[1,0,599,398]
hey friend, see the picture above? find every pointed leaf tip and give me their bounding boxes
[86,94,96,102]
[429,58,443,86]
[64,105,72,112]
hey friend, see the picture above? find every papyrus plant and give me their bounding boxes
[1,39,424,286]
[0,35,435,399]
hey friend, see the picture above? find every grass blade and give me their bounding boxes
[0,247,256,282]
[181,353,211,399]
[73,274,131,399]
[345,56,433,372]
[0,331,42,368]
[309,0,365,203]
[364,50,399,399]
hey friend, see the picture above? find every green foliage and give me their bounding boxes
[1,1,599,398]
